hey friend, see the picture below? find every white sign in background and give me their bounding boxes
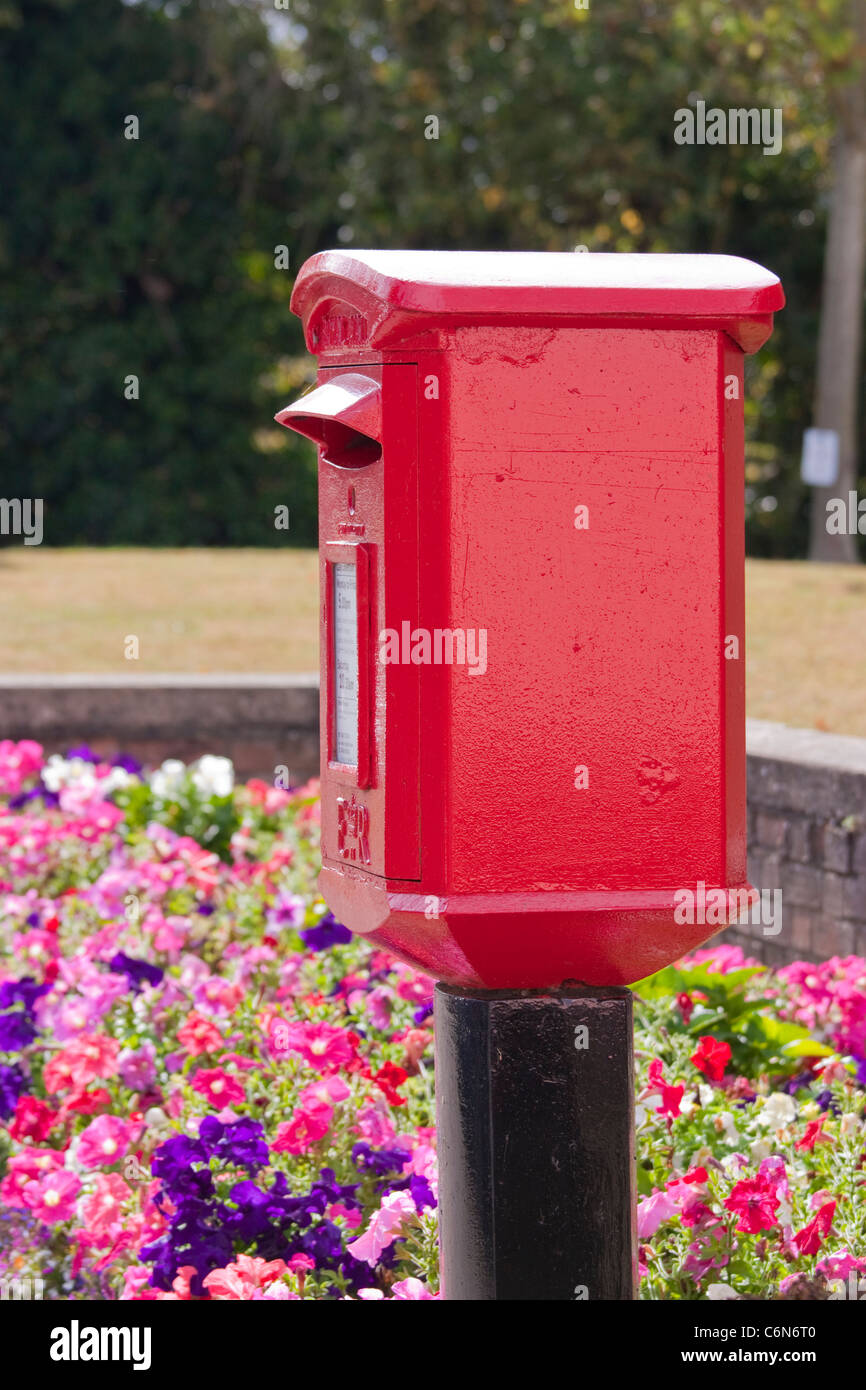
[801,428,840,487]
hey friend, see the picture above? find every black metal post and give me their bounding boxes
[434,983,637,1301]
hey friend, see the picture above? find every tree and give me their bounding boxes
[0,0,317,545]
[808,0,866,562]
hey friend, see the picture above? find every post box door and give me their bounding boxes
[278,363,421,882]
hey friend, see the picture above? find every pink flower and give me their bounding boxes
[354,1099,397,1147]
[637,1189,678,1238]
[43,1033,120,1093]
[77,1173,132,1233]
[346,1190,417,1265]
[391,1277,437,1300]
[328,1202,363,1229]
[271,1099,332,1154]
[817,1249,866,1281]
[0,739,43,795]
[403,1141,438,1187]
[300,1075,351,1106]
[120,1266,154,1301]
[76,1115,132,1170]
[177,1010,224,1056]
[280,1020,356,1071]
[251,1282,300,1300]
[22,1168,82,1223]
[682,1225,729,1283]
[190,1067,246,1107]
[203,1255,288,1300]
[0,1148,65,1208]
[365,987,394,1030]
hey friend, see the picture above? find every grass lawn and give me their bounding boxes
[0,549,864,736]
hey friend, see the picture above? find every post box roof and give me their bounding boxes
[292,251,784,352]
[293,252,783,355]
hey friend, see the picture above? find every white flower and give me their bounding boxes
[721,1152,747,1176]
[749,1138,772,1164]
[759,1093,797,1129]
[841,1112,862,1138]
[190,755,234,799]
[42,754,96,792]
[150,759,187,799]
[718,1112,739,1142]
[99,766,134,795]
[706,1283,741,1301]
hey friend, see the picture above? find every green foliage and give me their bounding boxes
[113,773,240,860]
[634,959,833,1073]
[0,0,316,545]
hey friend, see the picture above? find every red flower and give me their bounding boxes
[43,1033,120,1093]
[373,1061,408,1106]
[657,1084,685,1119]
[723,1177,780,1234]
[647,1059,665,1088]
[676,992,694,1025]
[177,1010,224,1057]
[690,1035,732,1084]
[60,1087,112,1117]
[9,1096,58,1143]
[794,1200,836,1256]
[796,1119,833,1153]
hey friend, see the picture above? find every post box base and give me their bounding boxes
[319,864,750,989]
[434,982,637,1300]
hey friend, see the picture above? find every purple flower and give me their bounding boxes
[108,953,164,993]
[815,1088,841,1116]
[112,753,143,776]
[300,913,353,952]
[266,891,306,930]
[782,1070,814,1095]
[413,1001,434,1026]
[0,1063,28,1119]
[0,1012,37,1052]
[352,1142,410,1178]
[199,1116,269,1171]
[118,1044,158,1092]
[8,784,60,810]
[0,977,50,1016]
[65,745,99,763]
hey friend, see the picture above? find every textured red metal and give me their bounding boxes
[276,251,784,989]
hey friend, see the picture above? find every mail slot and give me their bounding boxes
[276,251,784,989]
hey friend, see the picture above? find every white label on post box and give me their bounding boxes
[801,428,839,486]
[333,563,359,767]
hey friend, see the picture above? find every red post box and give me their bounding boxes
[277,251,783,990]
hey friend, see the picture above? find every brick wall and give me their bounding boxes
[0,675,320,784]
[723,719,866,966]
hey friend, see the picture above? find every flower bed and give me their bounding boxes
[0,739,864,1301]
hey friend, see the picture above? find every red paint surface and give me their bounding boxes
[277,252,784,989]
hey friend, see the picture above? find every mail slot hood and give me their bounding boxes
[275,372,382,468]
